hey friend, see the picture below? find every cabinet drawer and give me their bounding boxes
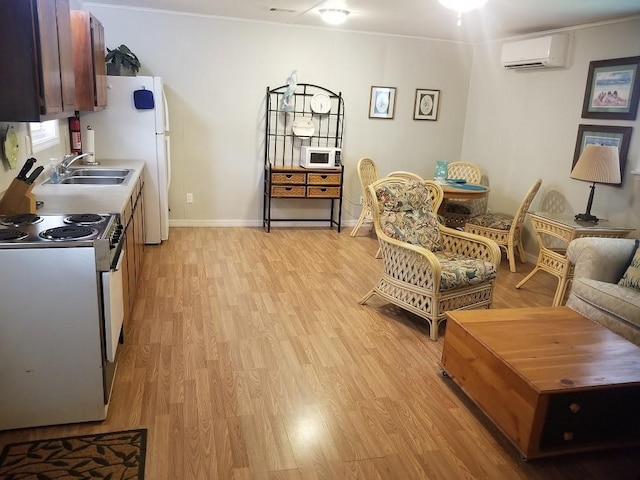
[271,186,306,197]
[307,186,341,198]
[307,173,341,185]
[272,173,305,184]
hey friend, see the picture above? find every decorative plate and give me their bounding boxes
[2,128,19,170]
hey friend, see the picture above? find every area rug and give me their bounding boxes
[0,429,147,479]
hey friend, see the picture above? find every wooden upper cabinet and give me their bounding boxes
[0,0,76,121]
[71,10,107,111]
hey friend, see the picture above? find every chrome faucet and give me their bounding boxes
[59,153,91,174]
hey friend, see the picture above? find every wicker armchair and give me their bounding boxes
[351,157,379,237]
[360,178,501,340]
[464,178,541,273]
[442,161,483,228]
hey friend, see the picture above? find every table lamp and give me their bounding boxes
[570,144,621,223]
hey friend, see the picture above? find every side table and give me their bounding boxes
[515,212,634,306]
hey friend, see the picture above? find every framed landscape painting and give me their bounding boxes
[581,56,640,120]
[572,124,632,185]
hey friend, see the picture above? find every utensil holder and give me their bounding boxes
[0,178,36,215]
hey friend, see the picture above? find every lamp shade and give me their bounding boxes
[570,145,621,184]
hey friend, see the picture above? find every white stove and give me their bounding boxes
[0,212,126,430]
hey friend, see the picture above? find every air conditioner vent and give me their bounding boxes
[501,34,568,70]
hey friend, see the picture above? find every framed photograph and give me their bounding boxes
[572,124,633,185]
[413,89,440,121]
[581,56,640,120]
[369,86,396,119]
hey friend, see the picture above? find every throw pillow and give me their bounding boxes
[618,239,640,290]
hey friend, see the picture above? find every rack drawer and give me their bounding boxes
[271,186,306,197]
[272,173,306,184]
[307,173,341,185]
[307,186,341,198]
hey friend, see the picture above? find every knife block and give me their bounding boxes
[0,178,36,215]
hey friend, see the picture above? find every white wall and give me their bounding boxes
[84,5,474,226]
[463,19,640,247]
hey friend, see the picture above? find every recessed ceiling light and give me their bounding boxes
[319,9,350,25]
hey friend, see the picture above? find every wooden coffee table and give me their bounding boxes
[440,307,640,459]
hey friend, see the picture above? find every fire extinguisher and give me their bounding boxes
[69,116,82,153]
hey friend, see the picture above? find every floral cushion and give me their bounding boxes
[619,240,640,291]
[434,251,498,291]
[377,180,442,251]
[467,212,513,230]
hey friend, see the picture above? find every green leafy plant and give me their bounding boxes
[105,44,141,74]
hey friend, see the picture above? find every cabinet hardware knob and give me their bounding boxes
[568,403,580,414]
[563,432,574,441]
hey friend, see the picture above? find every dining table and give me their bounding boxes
[440,182,490,200]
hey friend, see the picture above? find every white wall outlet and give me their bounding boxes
[359,195,364,205]
[186,193,194,204]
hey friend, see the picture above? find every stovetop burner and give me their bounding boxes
[40,225,98,241]
[1,214,43,226]
[64,213,106,225]
[0,229,29,241]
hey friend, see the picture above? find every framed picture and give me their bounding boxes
[369,86,396,119]
[581,56,640,120]
[413,89,440,121]
[572,124,633,185]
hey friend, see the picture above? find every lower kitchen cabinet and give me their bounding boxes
[121,176,145,324]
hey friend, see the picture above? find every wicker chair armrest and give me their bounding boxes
[439,225,501,266]
[377,233,443,291]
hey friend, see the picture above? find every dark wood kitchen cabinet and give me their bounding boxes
[121,176,145,324]
[0,0,77,121]
[70,10,107,111]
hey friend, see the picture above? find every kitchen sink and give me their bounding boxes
[69,168,132,177]
[59,177,126,185]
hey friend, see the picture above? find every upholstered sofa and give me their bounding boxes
[566,237,640,346]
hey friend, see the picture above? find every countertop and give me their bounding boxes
[33,159,145,216]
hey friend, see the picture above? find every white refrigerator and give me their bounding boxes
[80,76,171,244]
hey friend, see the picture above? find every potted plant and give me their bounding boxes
[105,44,141,76]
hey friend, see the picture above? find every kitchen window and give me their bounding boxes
[30,120,60,152]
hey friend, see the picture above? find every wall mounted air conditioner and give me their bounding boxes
[501,34,568,70]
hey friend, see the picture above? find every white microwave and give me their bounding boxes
[300,146,341,169]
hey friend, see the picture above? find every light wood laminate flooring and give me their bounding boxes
[1,228,638,479]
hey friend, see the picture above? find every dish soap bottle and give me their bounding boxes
[49,158,60,183]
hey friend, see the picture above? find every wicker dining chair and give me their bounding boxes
[442,161,483,228]
[464,178,542,273]
[388,171,423,181]
[351,157,379,237]
[360,178,501,340]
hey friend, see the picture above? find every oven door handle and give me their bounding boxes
[103,247,125,363]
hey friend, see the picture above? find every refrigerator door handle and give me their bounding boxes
[165,135,171,192]
[163,87,170,133]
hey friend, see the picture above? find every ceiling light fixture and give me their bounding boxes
[438,0,488,26]
[320,8,350,25]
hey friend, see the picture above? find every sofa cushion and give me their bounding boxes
[572,277,640,329]
[434,251,498,291]
[378,181,442,251]
[618,239,640,290]
[466,212,513,231]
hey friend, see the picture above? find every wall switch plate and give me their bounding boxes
[186,193,193,203]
